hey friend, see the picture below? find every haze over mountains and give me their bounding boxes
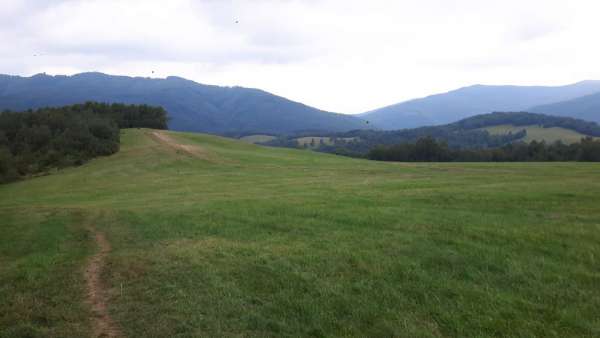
[362,81,600,129]
[1,72,599,135]
[0,73,367,135]
[530,92,600,123]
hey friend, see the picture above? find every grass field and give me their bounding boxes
[1,129,600,337]
[484,124,592,144]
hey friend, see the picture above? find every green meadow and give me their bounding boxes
[295,136,357,148]
[1,129,599,337]
[239,134,277,144]
[484,124,593,144]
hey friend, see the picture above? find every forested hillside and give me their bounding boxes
[0,102,167,183]
[0,73,367,134]
[264,112,600,156]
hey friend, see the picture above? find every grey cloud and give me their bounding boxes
[1,0,318,64]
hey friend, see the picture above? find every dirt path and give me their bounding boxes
[149,130,209,159]
[85,229,122,338]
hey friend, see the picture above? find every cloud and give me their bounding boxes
[512,21,564,42]
[1,0,600,113]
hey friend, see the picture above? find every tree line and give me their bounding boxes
[0,102,168,183]
[368,136,600,162]
[264,128,525,156]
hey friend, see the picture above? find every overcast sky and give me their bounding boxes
[1,0,599,113]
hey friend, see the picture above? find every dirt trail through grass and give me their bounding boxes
[85,227,122,338]
[150,130,209,159]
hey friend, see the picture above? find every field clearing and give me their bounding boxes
[239,134,277,144]
[484,124,592,143]
[1,129,600,337]
[295,136,357,147]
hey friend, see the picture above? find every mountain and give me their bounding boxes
[361,81,600,130]
[0,72,367,134]
[530,92,600,123]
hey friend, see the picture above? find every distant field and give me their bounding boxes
[484,124,591,143]
[1,129,600,337]
[296,136,357,147]
[239,134,277,144]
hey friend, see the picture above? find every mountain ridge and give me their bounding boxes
[0,72,368,134]
[361,81,600,129]
[530,91,600,123]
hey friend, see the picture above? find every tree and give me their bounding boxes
[0,145,17,183]
[579,137,600,161]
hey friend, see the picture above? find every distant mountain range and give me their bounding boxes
[530,91,600,123]
[0,72,367,134]
[361,81,600,129]
[2,73,599,135]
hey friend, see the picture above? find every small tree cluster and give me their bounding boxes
[0,102,169,183]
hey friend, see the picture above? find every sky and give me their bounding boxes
[1,0,600,114]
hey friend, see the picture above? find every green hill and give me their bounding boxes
[1,129,600,337]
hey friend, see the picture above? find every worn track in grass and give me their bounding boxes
[85,227,122,338]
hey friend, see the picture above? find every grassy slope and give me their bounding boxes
[484,124,592,144]
[1,129,600,337]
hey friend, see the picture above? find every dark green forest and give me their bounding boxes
[368,136,600,162]
[0,102,168,183]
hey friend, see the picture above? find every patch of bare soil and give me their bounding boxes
[150,130,209,159]
[85,229,122,338]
